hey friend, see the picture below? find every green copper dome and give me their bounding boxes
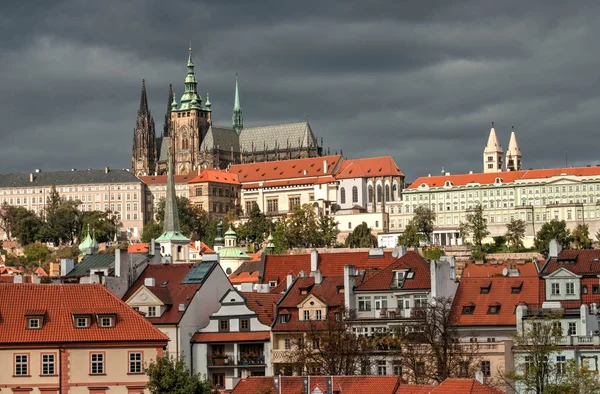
[79,225,94,255]
[205,93,211,108]
[224,225,237,238]
[218,246,251,259]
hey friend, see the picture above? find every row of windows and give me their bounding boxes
[13,352,143,376]
[219,318,250,332]
[366,184,398,204]
[0,184,139,195]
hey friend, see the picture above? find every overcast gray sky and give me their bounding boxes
[1,0,599,181]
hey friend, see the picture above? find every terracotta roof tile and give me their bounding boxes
[188,169,240,185]
[191,331,270,343]
[128,243,149,253]
[541,249,600,276]
[0,284,168,344]
[242,292,281,325]
[230,155,342,184]
[452,262,539,327]
[232,376,402,394]
[336,156,404,179]
[355,252,430,291]
[428,378,504,393]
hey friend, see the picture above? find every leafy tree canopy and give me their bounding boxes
[345,222,378,248]
[534,220,572,254]
[146,353,214,394]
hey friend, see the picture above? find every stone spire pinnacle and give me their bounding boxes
[162,148,181,234]
[483,121,504,173]
[485,122,503,153]
[507,125,521,156]
[506,124,522,171]
[179,45,202,110]
[233,73,243,135]
[163,84,173,137]
[139,79,149,114]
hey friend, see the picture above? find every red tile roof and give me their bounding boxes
[128,243,149,253]
[230,155,342,184]
[396,385,435,394]
[355,251,430,291]
[242,292,281,325]
[428,378,504,393]
[452,262,539,327]
[191,331,270,343]
[188,169,240,185]
[0,284,168,344]
[138,174,193,185]
[336,156,404,179]
[409,166,600,189]
[232,376,402,394]
[34,267,48,277]
[122,264,201,324]
[541,249,600,276]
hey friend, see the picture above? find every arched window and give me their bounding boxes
[368,185,373,203]
[352,186,358,203]
[392,184,397,201]
[385,185,390,202]
[377,185,383,203]
[340,187,346,204]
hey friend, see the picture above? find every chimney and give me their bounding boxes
[13,275,23,284]
[344,265,356,310]
[60,258,75,277]
[326,376,333,394]
[104,166,109,174]
[286,274,294,289]
[144,277,156,287]
[323,159,328,173]
[149,238,156,256]
[240,282,253,292]
[549,239,562,258]
[310,249,318,272]
[311,269,322,285]
[114,248,121,277]
[178,303,187,312]
[29,173,34,182]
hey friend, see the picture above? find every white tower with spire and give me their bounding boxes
[483,122,504,173]
[505,125,522,171]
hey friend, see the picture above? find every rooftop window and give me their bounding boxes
[462,304,475,315]
[480,282,492,294]
[487,304,501,315]
[96,314,116,328]
[511,281,523,294]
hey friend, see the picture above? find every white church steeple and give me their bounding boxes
[483,122,503,173]
[505,125,522,171]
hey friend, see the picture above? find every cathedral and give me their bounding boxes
[132,47,324,176]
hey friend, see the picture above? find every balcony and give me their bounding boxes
[209,353,236,367]
[348,308,425,320]
[208,352,266,367]
[271,349,292,364]
[557,336,600,346]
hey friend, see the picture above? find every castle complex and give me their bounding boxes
[132,47,323,176]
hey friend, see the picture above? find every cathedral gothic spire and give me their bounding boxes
[132,79,157,176]
[506,125,522,171]
[163,84,173,137]
[179,46,202,110]
[483,122,503,173]
[233,73,243,135]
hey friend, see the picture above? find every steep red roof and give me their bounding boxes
[410,166,600,189]
[355,251,431,291]
[541,249,600,276]
[122,264,201,325]
[242,292,281,325]
[428,378,504,393]
[138,174,193,185]
[230,155,342,184]
[128,243,149,253]
[336,156,404,179]
[0,284,168,344]
[452,262,539,327]
[188,169,240,185]
[396,385,435,394]
[191,331,269,343]
[262,255,311,286]
[232,376,402,394]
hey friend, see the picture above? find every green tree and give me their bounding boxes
[459,204,489,260]
[284,204,320,248]
[412,206,436,243]
[80,210,120,244]
[141,220,163,243]
[156,197,208,239]
[40,186,82,245]
[235,204,272,251]
[271,219,290,253]
[345,222,378,248]
[200,220,220,248]
[534,220,572,254]
[505,219,526,251]
[13,210,44,245]
[317,215,340,248]
[23,242,51,262]
[146,353,213,394]
[398,220,422,248]
[572,223,592,249]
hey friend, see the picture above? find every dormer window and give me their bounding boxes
[148,306,157,317]
[511,281,523,294]
[25,310,46,330]
[28,318,41,329]
[97,314,116,328]
[279,314,290,324]
[462,304,475,315]
[392,271,405,288]
[72,314,91,328]
[480,282,491,294]
[487,304,501,314]
[269,281,277,288]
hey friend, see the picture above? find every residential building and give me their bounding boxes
[123,261,232,368]
[0,168,145,240]
[188,168,241,219]
[0,283,168,394]
[192,289,281,390]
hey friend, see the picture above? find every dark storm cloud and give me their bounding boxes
[1,0,600,180]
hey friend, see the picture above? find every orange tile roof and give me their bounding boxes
[138,174,193,185]
[428,378,504,393]
[242,292,281,325]
[128,243,149,253]
[0,284,168,344]
[190,241,214,255]
[34,267,48,276]
[355,251,430,291]
[230,155,341,184]
[409,166,600,189]
[188,169,240,185]
[541,249,600,275]
[122,264,202,324]
[396,384,435,394]
[232,376,402,394]
[336,156,404,179]
[191,331,270,343]
[452,262,539,327]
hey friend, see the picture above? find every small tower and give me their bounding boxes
[132,79,157,176]
[505,125,522,171]
[232,73,243,135]
[155,148,190,263]
[213,221,225,253]
[483,122,503,173]
[79,224,98,255]
[224,225,237,247]
[162,84,173,137]
[266,232,275,255]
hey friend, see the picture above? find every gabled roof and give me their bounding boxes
[189,168,240,185]
[66,253,115,277]
[0,169,140,188]
[336,156,404,179]
[229,260,263,284]
[409,166,600,189]
[138,174,193,185]
[229,155,341,184]
[428,378,504,393]
[0,284,168,344]
[355,251,430,291]
[200,125,240,152]
[128,243,149,253]
[541,249,600,276]
[241,292,281,325]
[122,263,203,324]
[232,375,402,394]
[452,262,539,327]
[239,121,319,152]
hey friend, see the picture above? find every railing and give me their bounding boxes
[347,308,424,320]
[209,353,266,367]
[524,307,581,318]
[271,350,291,363]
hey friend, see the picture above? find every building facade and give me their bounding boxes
[188,169,241,219]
